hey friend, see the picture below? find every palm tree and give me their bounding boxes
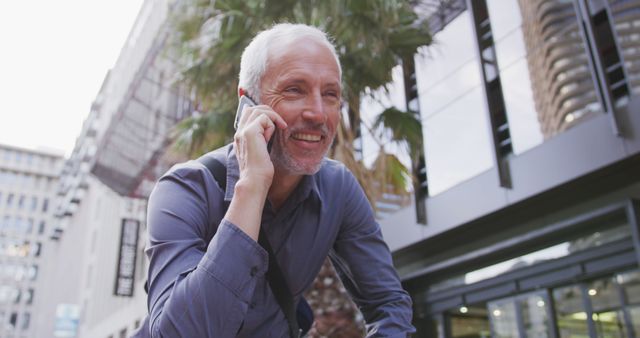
[168,0,431,335]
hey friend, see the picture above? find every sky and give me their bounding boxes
[0,0,144,157]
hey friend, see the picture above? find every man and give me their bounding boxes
[141,23,414,337]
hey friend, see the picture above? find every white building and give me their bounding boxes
[0,144,64,338]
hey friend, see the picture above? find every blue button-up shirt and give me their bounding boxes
[143,144,414,337]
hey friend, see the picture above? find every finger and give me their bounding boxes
[255,108,287,129]
[238,105,288,136]
[241,113,275,153]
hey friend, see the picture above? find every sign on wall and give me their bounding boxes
[53,303,79,337]
[114,218,139,297]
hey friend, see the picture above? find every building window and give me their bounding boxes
[42,199,48,213]
[2,216,9,233]
[33,242,41,257]
[27,265,37,281]
[7,193,14,207]
[17,195,25,210]
[21,312,30,330]
[25,289,33,305]
[26,219,33,234]
[38,221,45,235]
[14,217,22,234]
[415,10,495,196]
[9,311,17,329]
[30,197,37,212]
[13,289,21,304]
[119,328,127,338]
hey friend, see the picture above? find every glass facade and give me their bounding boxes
[415,10,494,195]
[486,0,543,154]
[608,0,640,97]
[411,0,626,195]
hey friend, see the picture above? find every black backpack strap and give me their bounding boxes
[197,154,301,338]
[198,154,228,196]
[258,227,300,338]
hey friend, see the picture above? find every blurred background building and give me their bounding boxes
[33,0,187,337]
[24,0,640,337]
[0,144,63,338]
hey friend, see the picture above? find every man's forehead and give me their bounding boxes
[267,37,340,71]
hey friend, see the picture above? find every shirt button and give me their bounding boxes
[250,266,258,276]
[249,302,256,309]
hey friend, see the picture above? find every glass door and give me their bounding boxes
[554,285,591,338]
[518,292,553,337]
[488,291,554,338]
[447,304,491,338]
[586,277,628,338]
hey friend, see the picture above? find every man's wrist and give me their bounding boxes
[226,178,268,241]
[235,177,270,198]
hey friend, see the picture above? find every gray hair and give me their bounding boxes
[238,23,342,102]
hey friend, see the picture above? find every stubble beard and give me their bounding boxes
[270,127,334,176]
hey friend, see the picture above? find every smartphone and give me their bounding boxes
[234,95,257,130]
[235,95,274,152]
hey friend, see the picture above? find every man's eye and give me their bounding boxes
[324,91,339,98]
[284,87,301,93]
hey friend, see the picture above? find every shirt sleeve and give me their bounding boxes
[145,163,268,337]
[331,169,416,337]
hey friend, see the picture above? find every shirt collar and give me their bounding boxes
[223,144,322,204]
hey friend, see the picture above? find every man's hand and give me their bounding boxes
[226,104,287,241]
[234,104,287,191]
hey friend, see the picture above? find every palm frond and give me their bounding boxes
[373,106,423,155]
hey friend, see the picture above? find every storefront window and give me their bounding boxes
[588,277,629,338]
[449,305,490,338]
[519,294,552,337]
[488,300,518,338]
[618,270,640,305]
[554,285,590,338]
[621,275,640,335]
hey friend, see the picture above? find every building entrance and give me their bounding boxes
[441,270,640,338]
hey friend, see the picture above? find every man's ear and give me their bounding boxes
[238,87,246,98]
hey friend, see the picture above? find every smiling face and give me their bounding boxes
[260,37,342,176]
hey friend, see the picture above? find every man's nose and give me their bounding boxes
[301,92,327,124]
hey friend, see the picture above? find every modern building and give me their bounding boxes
[376,0,640,337]
[519,0,640,137]
[0,144,64,338]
